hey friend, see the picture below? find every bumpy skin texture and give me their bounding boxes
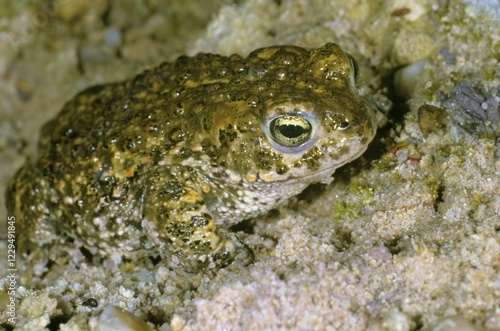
[7,43,376,267]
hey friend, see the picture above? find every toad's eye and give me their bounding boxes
[269,115,312,147]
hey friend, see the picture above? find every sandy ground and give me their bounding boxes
[1,0,499,330]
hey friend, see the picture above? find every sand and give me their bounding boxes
[1,0,499,330]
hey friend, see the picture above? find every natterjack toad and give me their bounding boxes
[7,43,376,268]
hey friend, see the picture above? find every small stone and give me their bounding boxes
[485,312,500,331]
[418,104,448,137]
[394,59,429,99]
[382,309,413,331]
[82,298,99,308]
[429,316,477,331]
[392,31,435,66]
[170,315,187,331]
[104,28,122,47]
[98,306,153,331]
[439,82,500,139]
[56,0,89,22]
[119,286,135,299]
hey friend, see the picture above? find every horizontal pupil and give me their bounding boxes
[279,124,305,138]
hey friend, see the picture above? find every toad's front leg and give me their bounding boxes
[143,166,244,269]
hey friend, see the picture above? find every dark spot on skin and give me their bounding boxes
[190,213,211,228]
[276,164,289,175]
[219,128,238,147]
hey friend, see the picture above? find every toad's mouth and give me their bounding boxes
[262,142,371,184]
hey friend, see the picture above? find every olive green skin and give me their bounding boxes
[7,43,376,268]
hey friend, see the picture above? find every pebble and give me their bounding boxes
[98,306,153,331]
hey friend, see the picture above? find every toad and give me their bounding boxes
[7,43,377,268]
